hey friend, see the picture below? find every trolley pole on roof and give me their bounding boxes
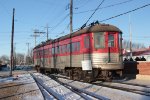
[10,8,15,76]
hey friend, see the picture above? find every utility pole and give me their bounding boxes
[129,14,132,58]
[31,29,45,47]
[13,43,16,70]
[69,0,73,79]
[45,24,51,41]
[31,30,40,47]
[10,8,15,76]
[26,43,30,66]
[26,43,30,56]
[70,0,73,33]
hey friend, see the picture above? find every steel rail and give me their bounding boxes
[51,74,150,97]
[30,73,62,100]
[50,75,110,100]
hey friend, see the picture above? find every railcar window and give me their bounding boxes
[40,50,43,56]
[77,42,80,51]
[72,42,75,52]
[84,36,90,48]
[52,48,54,54]
[59,46,62,54]
[67,44,70,53]
[55,47,57,54]
[49,48,51,55]
[62,45,66,53]
[46,49,49,55]
[94,32,105,48]
[108,34,114,47]
[55,46,59,54]
[72,42,80,52]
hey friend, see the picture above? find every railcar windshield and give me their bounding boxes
[108,34,114,47]
[94,32,105,48]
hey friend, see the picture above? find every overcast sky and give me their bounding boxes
[0,0,150,56]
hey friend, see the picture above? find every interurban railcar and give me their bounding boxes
[33,23,123,81]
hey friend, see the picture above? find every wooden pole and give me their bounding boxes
[10,8,15,76]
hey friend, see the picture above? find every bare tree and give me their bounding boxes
[26,47,33,65]
[0,55,10,65]
[123,40,145,50]
[15,53,25,65]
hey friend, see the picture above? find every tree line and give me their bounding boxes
[0,49,33,66]
[123,40,145,50]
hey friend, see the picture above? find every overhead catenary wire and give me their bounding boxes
[81,0,105,29]
[51,13,69,31]
[73,2,150,31]
[55,23,70,38]
[37,13,69,41]
[74,0,134,14]
[99,3,150,22]
[74,0,90,9]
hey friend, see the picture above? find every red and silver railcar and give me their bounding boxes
[33,23,123,80]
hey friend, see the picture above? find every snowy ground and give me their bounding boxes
[32,73,85,100]
[0,73,43,100]
[0,72,150,100]
[57,78,150,100]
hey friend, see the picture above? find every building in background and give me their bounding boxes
[123,47,150,61]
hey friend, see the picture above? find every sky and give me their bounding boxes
[0,0,150,57]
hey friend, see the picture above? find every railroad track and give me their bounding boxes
[0,73,41,100]
[30,73,56,100]
[31,73,109,100]
[50,74,150,97]
[93,81,150,96]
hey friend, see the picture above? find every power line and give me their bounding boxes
[55,23,70,38]
[99,3,150,22]
[81,0,105,29]
[74,0,90,9]
[75,3,150,32]
[38,13,69,41]
[74,0,134,14]
[51,13,69,31]
[0,31,32,34]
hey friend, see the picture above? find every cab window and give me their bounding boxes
[94,32,105,48]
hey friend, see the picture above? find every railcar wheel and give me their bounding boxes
[68,69,73,80]
[93,68,101,79]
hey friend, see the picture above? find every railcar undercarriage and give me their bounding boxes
[38,66,123,82]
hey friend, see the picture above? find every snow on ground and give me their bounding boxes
[33,73,84,100]
[113,79,150,87]
[0,77,13,83]
[0,73,44,100]
[1,72,149,100]
[58,78,150,100]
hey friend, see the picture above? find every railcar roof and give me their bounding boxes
[34,23,122,49]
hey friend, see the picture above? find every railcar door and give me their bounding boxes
[107,32,118,63]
